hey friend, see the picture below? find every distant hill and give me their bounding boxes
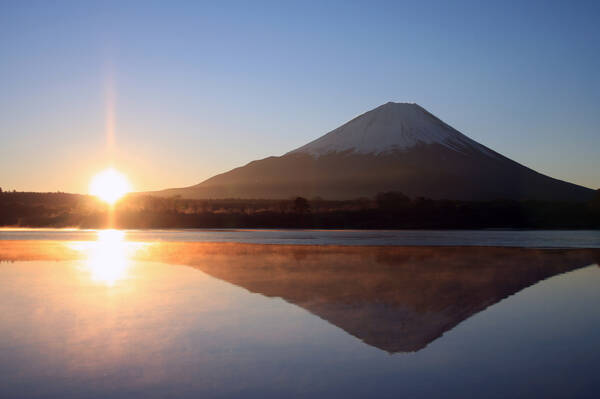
[150,102,594,201]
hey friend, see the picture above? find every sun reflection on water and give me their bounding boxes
[68,230,147,286]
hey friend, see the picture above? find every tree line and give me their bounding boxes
[1,190,599,229]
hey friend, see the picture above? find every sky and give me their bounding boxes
[1,0,599,193]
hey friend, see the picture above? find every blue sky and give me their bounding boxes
[1,0,599,193]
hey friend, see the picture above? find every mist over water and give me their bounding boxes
[0,234,599,398]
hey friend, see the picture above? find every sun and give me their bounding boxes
[89,168,131,204]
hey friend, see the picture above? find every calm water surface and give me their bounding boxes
[0,230,599,398]
[1,228,599,248]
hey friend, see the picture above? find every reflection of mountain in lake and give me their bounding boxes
[145,244,600,353]
[1,241,598,353]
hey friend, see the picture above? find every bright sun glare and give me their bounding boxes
[89,168,131,204]
[68,229,148,286]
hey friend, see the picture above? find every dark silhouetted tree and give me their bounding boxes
[590,189,600,212]
[376,191,410,210]
[293,197,310,214]
[278,200,289,214]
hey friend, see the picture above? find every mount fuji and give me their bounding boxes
[154,102,593,201]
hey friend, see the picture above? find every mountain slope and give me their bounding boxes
[153,102,594,201]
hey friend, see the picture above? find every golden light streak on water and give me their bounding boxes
[68,230,149,286]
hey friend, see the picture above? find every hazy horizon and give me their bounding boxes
[1,1,599,194]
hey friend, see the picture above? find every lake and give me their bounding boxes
[1,228,600,248]
[0,229,599,398]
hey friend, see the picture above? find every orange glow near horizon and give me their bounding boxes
[89,168,131,204]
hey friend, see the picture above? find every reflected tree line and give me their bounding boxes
[0,189,599,229]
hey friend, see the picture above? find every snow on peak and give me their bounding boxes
[289,102,494,157]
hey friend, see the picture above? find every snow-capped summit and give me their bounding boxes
[152,102,594,201]
[290,102,494,157]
